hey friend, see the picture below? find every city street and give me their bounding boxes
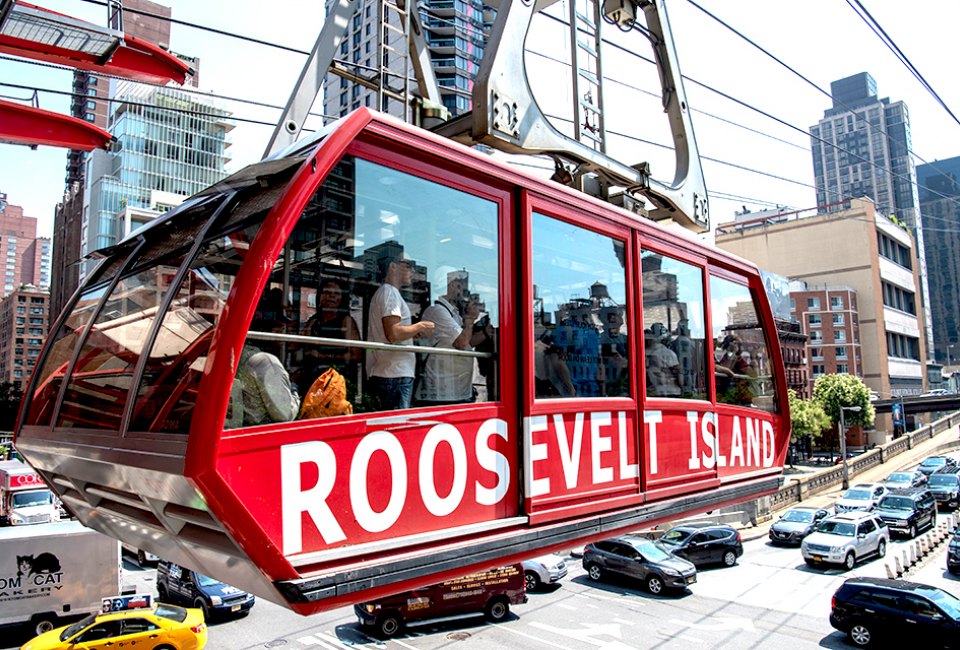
[5,519,951,650]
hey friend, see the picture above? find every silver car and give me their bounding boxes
[801,511,889,570]
[834,483,888,513]
[884,470,926,490]
[522,554,568,591]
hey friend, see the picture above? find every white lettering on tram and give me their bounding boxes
[618,411,639,480]
[555,413,584,490]
[280,419,511,555]
[590,412,614,484]
[644,410,662,475]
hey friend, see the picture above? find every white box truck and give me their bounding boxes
[0,459,59,526]
[0,520,121,636]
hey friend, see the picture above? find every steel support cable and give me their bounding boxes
[683,0,960,214]
[846,0,960,128]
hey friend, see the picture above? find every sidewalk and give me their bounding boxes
[737,425,960,542]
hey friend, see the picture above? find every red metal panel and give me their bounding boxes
[0,98,113,150]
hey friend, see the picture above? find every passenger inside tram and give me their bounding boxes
[534,327,576,398]
[366,249,435,410]
[299,277,361,395]
[227,289,301,427]
[599,306,628,397]
[644,324,682,397]
[414,268,482,406]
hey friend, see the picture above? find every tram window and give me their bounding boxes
[640,251,707,400]
[709,275,777,412]
[531,213,628,399]
[234,155,500,421]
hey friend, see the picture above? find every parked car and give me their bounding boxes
[657,523,743,567]
[355,565,526,638]
[829,577,960,647]
[121,542,159,566]
[801,511,889,570]
[884,470,927,490]
[157,560,255,620]
[918,455,957,476]
[21,598,206,650]
[873,488,937,538]
[948,529,960,574]
[834,483,888,514]
[927,466,960,510]
[521,554,568,591]
[582,536,697,595]
[768,507,830,546]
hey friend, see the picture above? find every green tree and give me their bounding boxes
[0,382,23,431]
[788,389,830,444]
[812,373,875,428]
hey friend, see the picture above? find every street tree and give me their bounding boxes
[812,373,875,428]
[788,389,830,444]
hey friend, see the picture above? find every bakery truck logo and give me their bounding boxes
[0,552,64,599]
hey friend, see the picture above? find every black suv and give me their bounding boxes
[948,529,960,574]
[873,488,937,538]
[657,523,743,567]
[157,560,255,620]
[582,536,697,595]
[927,466,960,510]
[830,577,960,647]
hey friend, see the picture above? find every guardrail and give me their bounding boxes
[773,411,960,511]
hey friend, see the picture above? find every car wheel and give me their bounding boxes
[524,570,541,592]
[909,524,917,539]
[645,574,665,595]
[484,597,510,622]
[587,563,604,581]
[876,540,886,559]
[375,612,402,639]
[848,621,873,647]
[194,597,210,621]
[32,615,56,636]
[844,551,856,571]
[722,550,737,567]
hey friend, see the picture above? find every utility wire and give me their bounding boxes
[846,0,960,128]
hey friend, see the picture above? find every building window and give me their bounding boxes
[808,314,821,327]
[833,313,845,326]
[830,296,843,310]
[807,297,820,310]
[836,346,848,359]
[835,330,846,343]
[810,347,823,360]
[810,330,822,342]
[812,364,825,377]
[837,363,849,374]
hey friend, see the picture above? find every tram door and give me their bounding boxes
[524,200,641,522]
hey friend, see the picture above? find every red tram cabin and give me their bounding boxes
[15,109,789,614]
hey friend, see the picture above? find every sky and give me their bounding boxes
[1,0,959,240]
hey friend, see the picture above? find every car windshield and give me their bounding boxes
[781,510,814,523]
[878,496,914,510]
[887,473,910,483]
[929,475,957,486]
[629,540,674,563]
[154,604,188,622]
[658,529,692,545]
[196,573,222,588]
[842,489,871,501]
[816,520,856,536]
[12,490,52,508]
[922,458,947,468]
[61,614,97,641]
[927,589,960,619]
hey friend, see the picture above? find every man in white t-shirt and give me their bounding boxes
[416,271,481,405]
[366,253,434,409]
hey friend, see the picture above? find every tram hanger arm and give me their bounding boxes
[434,0,709,233]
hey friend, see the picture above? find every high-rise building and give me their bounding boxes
[809,72,932,348]
[0,288,49,391]
[0,194,51,297]
[916,156,960,365]
[322,0,489,119]
[79,81,233,278]
[715,198,928,431]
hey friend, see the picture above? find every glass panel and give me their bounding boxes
[641,250,707,400]
[226,155,500,426]
[532,213,628,399]
[710,275,777,412]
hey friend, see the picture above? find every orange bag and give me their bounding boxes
[298,368,353,419]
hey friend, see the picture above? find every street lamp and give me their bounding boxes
[838,405,862,489]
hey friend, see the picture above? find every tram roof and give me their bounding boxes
[102,108,760,280]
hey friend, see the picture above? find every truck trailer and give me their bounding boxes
[0,520,121,635]
[0,458,59,525]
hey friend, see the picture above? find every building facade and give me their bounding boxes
[916,156,960,366]
[809,72,931,349]
[776,319,809,399]
[0,288,49,390]
[0,194,51,298]
[788,284,861,394]
[322,0,489,119]
[716,198,928,413]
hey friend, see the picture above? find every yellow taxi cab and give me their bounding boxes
[21,594,206,650]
